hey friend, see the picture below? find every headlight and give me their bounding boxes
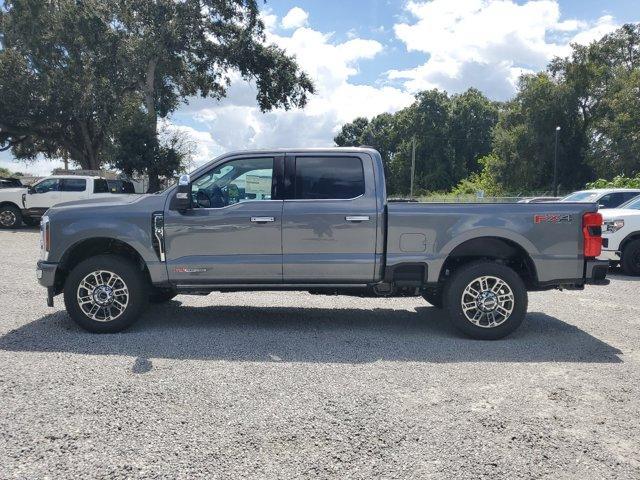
[40,215,50,261]
[603,219,624,233]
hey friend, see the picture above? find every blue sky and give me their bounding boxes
[2,0,638,175]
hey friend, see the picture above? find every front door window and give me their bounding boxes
[191,157,274,208]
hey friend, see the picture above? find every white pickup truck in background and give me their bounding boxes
[0,175,118,228]
[600,194,640,275]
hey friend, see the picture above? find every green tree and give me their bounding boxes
[333,117,369,147]
[549,23,640,178]
[491,72,591,191]
[1,0,314,190]
[0,0,134,169]
[114,0,314,191]
[334,88,499,195]
[449,88,499,178]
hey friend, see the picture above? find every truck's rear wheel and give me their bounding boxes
[443,261,527,340]
[0,204,22,229]
[621,240,640,276]
[63,255,148,333]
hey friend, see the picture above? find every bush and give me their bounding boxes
[586,174,640,189]
[451,154,505,196]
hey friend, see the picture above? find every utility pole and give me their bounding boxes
[410,136,416,199]
[553,126,561,196]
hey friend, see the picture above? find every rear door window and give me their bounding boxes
[294,157,364,200]
[60,178,87,192]
[93,179,109,193]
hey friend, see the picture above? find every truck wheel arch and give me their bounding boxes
[0,201,23,210]
[438,236,538,287]
[620,231,640,253]
[54,237,150,295]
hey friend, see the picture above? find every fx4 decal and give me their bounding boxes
[534,213,573,224]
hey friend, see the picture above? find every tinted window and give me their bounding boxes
[599,193,629,208]
[107,180,136,194]
[33,178,60,193]
[294,157,364,200]
[93,179,109,193]
[191,157,274,208]
[621,192,640,203]
[60,178,86,192]
[122,181,135,193]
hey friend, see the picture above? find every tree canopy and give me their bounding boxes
[0,0,314,189]
[334,88,499,194]
[336,23,640,196]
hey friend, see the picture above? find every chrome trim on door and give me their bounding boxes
[345,215,370,222]
[250,216,275,223]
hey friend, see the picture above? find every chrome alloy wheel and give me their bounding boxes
[76,270,129,322]
[460,275,515,328]
[0,210,16,227]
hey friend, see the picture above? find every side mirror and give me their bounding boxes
[27,186,35,194]
[175,174,191,210]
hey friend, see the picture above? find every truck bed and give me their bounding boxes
[385,201,598,284]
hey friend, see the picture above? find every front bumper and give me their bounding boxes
[37,261,58,288]
[584,259,609,285]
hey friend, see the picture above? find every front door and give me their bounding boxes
[25,178,61,214]
[282,154,379,283]
[164,155,284,284]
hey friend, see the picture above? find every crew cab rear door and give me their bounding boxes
[282,153,378,282]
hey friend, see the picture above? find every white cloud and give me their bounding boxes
[281,7,309,30]
[571,15,618,46]
[0,150,64,177]
[171,15,413,168]
[389,0,626,99]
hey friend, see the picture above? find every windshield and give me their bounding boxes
[561,191,599,202]
[618,195,640,210]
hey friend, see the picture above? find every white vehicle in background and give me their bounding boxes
[0,175,116,228]
[599,194,640,275]
[561,188,640,209]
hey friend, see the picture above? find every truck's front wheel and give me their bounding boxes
[443,261,527,340]
[63,255,148,333]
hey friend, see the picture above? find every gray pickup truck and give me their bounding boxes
[36,148,608,339]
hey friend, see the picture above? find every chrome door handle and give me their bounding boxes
[345,215,370,222]
[251,216,275,223]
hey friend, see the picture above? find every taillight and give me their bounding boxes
[582,212,602,258]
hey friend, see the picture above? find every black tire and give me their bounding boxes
[63,254,149,333]
[621,240,640,276]
[22,216,40,227]
[423,288,443,309]
[149,287,178,303]
[0,204,23,229]
[443,261,528,340]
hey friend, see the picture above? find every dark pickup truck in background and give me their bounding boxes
[37,148,608,339]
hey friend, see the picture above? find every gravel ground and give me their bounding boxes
[0,228,639,479]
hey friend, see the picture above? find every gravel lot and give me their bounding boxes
[1,228,639,479]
